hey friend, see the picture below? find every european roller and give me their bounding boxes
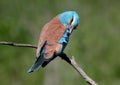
[28,11,80,73]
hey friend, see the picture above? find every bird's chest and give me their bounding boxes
[56,29,70,54]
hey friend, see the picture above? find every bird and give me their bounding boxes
[27,11,80,73]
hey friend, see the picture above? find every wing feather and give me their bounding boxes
[36,17,66,60]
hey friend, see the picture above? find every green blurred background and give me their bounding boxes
[0,0,120,85]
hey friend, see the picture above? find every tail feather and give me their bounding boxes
[27,41,47,73]
[27,55,44,73]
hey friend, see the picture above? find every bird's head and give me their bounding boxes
[58,11,80,34]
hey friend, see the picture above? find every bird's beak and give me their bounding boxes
[69,26,74,34]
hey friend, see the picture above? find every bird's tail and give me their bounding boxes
[27,41,47,73]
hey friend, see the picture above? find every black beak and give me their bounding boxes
[69,26,74,34]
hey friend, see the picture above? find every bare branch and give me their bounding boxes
[0,41,37,48]
[59,53,98,85]
[0,41,98,85]
[70,56,98,85]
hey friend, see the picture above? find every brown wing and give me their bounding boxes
[36,16,66,59]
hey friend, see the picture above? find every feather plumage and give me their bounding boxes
[28,11,80,73]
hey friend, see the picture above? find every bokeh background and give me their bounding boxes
[0,0,120,85]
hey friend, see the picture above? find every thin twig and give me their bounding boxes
[70,56,98,85]
[0,41,37,48]
[0,41,98,85]
[59,53,98,85]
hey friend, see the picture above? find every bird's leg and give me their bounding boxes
[59,53,71,64]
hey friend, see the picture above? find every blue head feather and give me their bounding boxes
[58,11,80,53]
[58,11,80,29]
